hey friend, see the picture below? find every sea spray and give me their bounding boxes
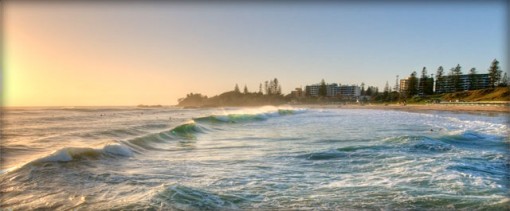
[1,107,508,210]
[193,107,303,123]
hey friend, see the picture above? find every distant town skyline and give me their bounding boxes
[4,1,507,106]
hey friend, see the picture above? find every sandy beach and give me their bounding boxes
[297,103,510,113]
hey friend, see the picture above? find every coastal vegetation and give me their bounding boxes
[178,59,508,107]
[178,78,286,107]
[441,87,509,102]
[178,85,509,107]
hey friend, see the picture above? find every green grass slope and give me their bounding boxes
[441,87,510,102]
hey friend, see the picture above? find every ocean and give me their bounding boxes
[0,106,508,210]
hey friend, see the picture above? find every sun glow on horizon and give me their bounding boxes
[3,2,506,107]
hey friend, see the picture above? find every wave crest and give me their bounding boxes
[193,109,300,124]
[32,143,133,164]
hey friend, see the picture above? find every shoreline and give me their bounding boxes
[294,103,510,113]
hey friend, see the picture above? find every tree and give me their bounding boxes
[419,67,428,95]
[500,72,508,87]
[488,59,502,87]
[319,79,327,97]
[366,86,373,96]
[243,84,248,94]
[178,93,208,106]
[419,67,433,95]
[261,78,283,95]
[264,81,269,95]
[364,86,375,97]
[469,68,477,90]
[408,71,418,96]
[421,67,428,78]
[383,81,390,101]
[272,78,282,95]
[272,78,279,95]
[360,82,365,96]
[234,84,240,93]
[449,64,463,92]
[436,66,444,93]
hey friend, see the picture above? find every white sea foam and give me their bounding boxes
[2,107,508,210]
[25,143,133,166]
[103,143,134,157]
[35,148,75,162]
[215,106,306,116]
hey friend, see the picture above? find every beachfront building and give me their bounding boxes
[417,78,434,96]
[290,88,305,98]
[400,73,490,94]
[305,83,361,99]
[399,79,409,93]
[337,85,361,99]
[305,83,338,97]
[435,74,490,94]
[305,84,320,96]
[326,83,338,97]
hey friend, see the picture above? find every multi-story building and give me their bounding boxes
[290,88,305,97]
[400,77,433,96]
[399,79,409,93]
[435,74,490,94]
[326,83,338,97]
[400,73,490,95]
[305,83,360,98]
[305,83,339,97]
[305,84,320,96]
[337,85,361,99]
[417,78,434,96]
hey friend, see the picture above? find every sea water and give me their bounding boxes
[0,106,508,210]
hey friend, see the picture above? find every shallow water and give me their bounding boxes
[1,106,508,210]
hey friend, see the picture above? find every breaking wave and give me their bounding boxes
[193,109,300,123]
[2,121,208,175]
[27,143,133,165]
[2,107,298,175]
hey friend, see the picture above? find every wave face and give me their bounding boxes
[193,108,299,123]
[1,107,509,210]
[31,144,132,163]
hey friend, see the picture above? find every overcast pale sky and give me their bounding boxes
[4,1,507,106]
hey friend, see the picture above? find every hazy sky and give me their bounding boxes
[4,1,507,106]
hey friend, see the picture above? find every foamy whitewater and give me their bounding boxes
[1,106,508,210]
